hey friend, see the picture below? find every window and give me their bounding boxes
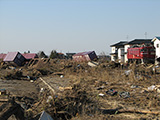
[157,44,159,48]
[140,48,147,52]
[150,48,155,52]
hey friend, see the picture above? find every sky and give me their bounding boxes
[0,0,160,55]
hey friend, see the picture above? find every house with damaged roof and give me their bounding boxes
[72,51,97,62]
[3,52,26,66]
[0,54,6,60]
[22,53,38,61]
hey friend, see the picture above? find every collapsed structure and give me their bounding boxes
[0,50,98,66]
[72,51,97,62]
[22,53,38,61]
[0,54,6,60]
[3,52,26,66]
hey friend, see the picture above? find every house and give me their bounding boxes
[72,51,97,62]
[152,37,160,63]
[110,39,152,63]
[37,51,48,58]
[66,53,76,59]
[3,52,26,66]
[110,41,128,62]
[57,53,65,59]
[22,53,38,60]
[124,39,152,63]
[0,54,6,60]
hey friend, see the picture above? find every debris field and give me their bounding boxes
[0,59,160,120]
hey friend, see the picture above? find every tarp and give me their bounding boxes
[39,111,53,120]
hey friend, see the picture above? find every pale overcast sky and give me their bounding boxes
[0,0,160,55]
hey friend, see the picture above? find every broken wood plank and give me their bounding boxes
[99,108,160,115]
[59,87,72,91]
[119,109,160,115]
[0,99,8,102]
[39,77,55,94]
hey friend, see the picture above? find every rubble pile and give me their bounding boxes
[0,59,160,119]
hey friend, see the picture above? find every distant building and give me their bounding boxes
[22,53,38,60]
[3,52,26,66]
[110,39,152,63]
[37,51,48,58]
[66,53,76,59]
[72,51,97,62]
[57,53,65,59]
[124,39,152,63]
[0,54,6,60]
[110,41,128,62]
[152,37,160,63]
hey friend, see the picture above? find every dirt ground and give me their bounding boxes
[0,79,39,97]
[1,59,160,120]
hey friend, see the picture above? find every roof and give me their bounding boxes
[66,53,76,55]
[73,51,95,56]
[22,53,38,59]
[152,36,160,42]
[0,54,6,60]
[58,53,64,55]
[155,37,160,40]
[127,39,152,45]
[3,52,19,61]
[110,41,128,47]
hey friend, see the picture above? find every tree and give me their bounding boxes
[49,50,59,59]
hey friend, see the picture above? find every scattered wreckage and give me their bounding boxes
[1,59,160,119]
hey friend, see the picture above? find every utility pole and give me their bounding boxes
[145,32,147,39]
[126,35,129,42]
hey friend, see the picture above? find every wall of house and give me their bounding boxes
[111,46,116,61]
[88,52,97,61]
[15,53,26,66]
[118,48,124,62]
[154,39,160,59]
[124,45,130,63]
[111,46,116,53]
[111,55,115,61]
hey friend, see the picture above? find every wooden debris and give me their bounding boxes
[100,108,160,115]
[119,109,160,115]
[59,87,72,91]
[39,77,55,94]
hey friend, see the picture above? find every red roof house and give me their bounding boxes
[22,53,38,60]
[72,51,97,62]
[3,52,26,66]
[0,54,6,60]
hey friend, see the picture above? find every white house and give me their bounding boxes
[118,48,125,62]
[110,39,152,63]
[110,46,116,61]
[152,37,160,63]
[110,41,128,62]
[124,44,130,63]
